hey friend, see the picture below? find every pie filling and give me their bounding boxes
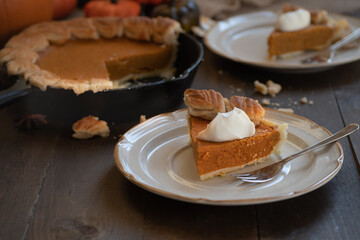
[36,38,174,84]
[268,25,334,58]
[189,116,281,179]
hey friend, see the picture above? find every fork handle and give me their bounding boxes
[330,28,360,51]
[281,124,359,166]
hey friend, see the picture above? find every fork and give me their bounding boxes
[232,124,359,183]
[301,27,360,64]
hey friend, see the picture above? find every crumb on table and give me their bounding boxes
[300,97,308,104]
[266,80,282,97]
[140,115,146,123]
[72,115,110,139]
[261,98,271,106]
[254,80,282,97]
[254,80,268,95]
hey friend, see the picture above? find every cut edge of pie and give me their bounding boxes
[184,89,288,181]
[0,16,183,95]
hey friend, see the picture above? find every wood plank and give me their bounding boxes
[23,122,148,239]
[142,196,258,240]
[0,105,58,239]
[331,63,360,166]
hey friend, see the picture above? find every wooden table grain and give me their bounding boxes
[1,19,360,240]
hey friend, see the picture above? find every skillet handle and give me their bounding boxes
[0,79,32,108]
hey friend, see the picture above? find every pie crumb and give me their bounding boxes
[72,116,110,139]
[278,108,294,113]
[300,97,308,104]
[261,98,271,106]
[254,80,268,95]
[309,100,314,105]
[140,115,147,123]
[254,80,282,97]
[266,80,282,97]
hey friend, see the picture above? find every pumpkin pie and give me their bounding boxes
[0,16,182,94]
[184,89,287,180]
[268,4,351,59]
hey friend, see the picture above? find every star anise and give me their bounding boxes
[14,114,48,129]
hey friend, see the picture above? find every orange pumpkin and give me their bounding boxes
[84,0,141,17]
[53,0,78,19]
[134,0,168,5]
[0,0,54,47]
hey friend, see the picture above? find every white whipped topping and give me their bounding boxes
[276,9,311,32]
[197,107,255,142]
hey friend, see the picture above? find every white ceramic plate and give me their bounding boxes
[204,11,360,73]
[114,109,343,205]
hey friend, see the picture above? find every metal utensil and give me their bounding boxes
[191,15,216,37]
[301,28,360,64]
[232,124,359,183]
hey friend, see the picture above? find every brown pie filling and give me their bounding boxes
[268,25,334,59]
[36,38,174,82]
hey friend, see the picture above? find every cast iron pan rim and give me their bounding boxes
[0,33,203,104]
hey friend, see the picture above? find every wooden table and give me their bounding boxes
[1,18,360,240]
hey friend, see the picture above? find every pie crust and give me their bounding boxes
[0,16,182,94]
[184,89,226,120]
[72,115,110,139]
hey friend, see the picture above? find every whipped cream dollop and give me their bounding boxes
[197,107,255,142]
[276,9,311,32]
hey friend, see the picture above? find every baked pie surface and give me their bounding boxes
[0,16,182,94]
[184,89,287,180]
[36,38,174,81]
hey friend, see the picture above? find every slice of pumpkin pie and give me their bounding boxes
[184,89,287,180]
[267,4,351,59]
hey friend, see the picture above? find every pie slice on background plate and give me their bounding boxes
[267,3,351,59]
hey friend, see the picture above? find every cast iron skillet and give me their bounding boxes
[0,33,203,123]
